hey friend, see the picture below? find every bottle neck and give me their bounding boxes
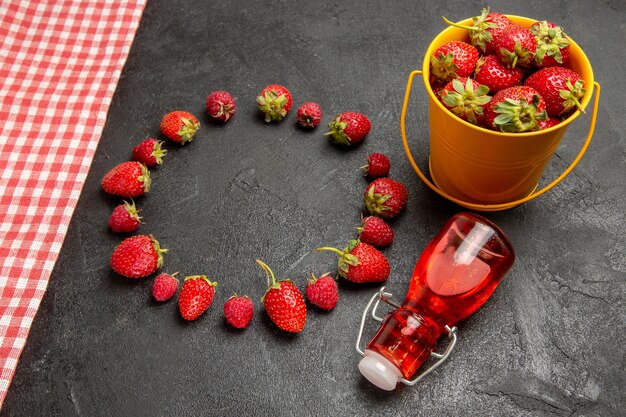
[365,307,441,379]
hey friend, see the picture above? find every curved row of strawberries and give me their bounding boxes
[101,84,408,332]
[431,8,587,132]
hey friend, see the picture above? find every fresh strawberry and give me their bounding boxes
[316,240,390,283]
[108,200,142,233]
[357,216,394,248]
[305,273,338,310]
[495,24,537,68]
[362,153,390,178]
[256,260,306,333]
[326,112,371,145]
[206,90,236,123]
[363,178,408,219]
[439,77,491,125]
[151,272,179,302]
[223,295,254,329]
[160,111,200,144]
[257,84,292,122]
[443,8,513,54]
[132,138,167,167]
[430,40,479,83]
[538,117,561,130]
[102,161,151,198]
[178,275,218,321]
[524,67,586,117]
[110,234,167,278]
[483,86,548,132]
[530,20,570,68]
[296,102,323,128]
[474,55,524,93]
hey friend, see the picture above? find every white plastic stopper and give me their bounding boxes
[358,350,403,391]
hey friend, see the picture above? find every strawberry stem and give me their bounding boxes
[315,247,345,257]
[256,259,277,288]
[441,16,477,32]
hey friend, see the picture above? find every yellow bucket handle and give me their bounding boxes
[401,70,601,211]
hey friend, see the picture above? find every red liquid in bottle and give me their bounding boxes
[362,213,515,385]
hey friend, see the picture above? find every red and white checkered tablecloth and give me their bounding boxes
[0,0,146,406]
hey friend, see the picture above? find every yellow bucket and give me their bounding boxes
[401,15,601,212]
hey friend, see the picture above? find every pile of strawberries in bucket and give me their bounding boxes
[101,84,409,333]
[431,8,587,132]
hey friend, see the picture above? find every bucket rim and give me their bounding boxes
[422,14,595,138]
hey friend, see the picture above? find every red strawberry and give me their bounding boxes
[530,21,570,68]
[160,111,200,144]
[539,117,561,130]
[524,67,586,117]
[495,24,537,68]
[326,112,371,145]
[474,55,524,93]
[316,240,390,283]
[363,178,408,219]
[110,234,167,278]
[108,200,142,233]
[362,153,390,178]
[443,8,513,54]
[305,273,338,310]
[256,260,306,333]
[483,86,548,132]
[296,102,323,128]
[178,275,218,321]
[430,40,479,83]
[223,295,254,329]
[132,138,167,167]
[357,216,394,248]
[257,84,292,122]
[151,272,179,302]
[102,161,151,198]
[439,77,491,125]
[206,90,236,123]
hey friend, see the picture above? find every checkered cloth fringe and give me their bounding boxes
[0,0,146,407]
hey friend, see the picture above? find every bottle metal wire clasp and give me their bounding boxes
[355,286,458,386]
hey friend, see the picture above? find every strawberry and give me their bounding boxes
[483,86,548,132]
[132,138,167,167]
[443,8,513,54]
[430,40,479,83]
[102,161,151,198]
[439,77,491,125]
[357,216,394,248]
[363,178,408,219]
[256,260,306,333]
[316,240,390,283]
[178,275,218,321]
[110,234,167,278]
[257,84,292,122]
[223,295,254,329]
[305,273,338,310]
[296,102,323,128]
[495,24,537,68]
[524,67,586,117]
[362,153,390,178]
[326,112,371,145]
[108,200,142,233]
[206,90,236,123]
[160,111,200,144]
[151,272,179,302]
[474,55,524,93]
[530,21,570,68]
[538,117,561,130]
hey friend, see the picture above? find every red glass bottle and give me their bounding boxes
[358,212,515,390]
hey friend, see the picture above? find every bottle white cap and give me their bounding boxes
[358,350,403,391]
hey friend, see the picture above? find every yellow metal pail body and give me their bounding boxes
[416,15,596,208]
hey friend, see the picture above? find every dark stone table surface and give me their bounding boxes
[3,0,624,416]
